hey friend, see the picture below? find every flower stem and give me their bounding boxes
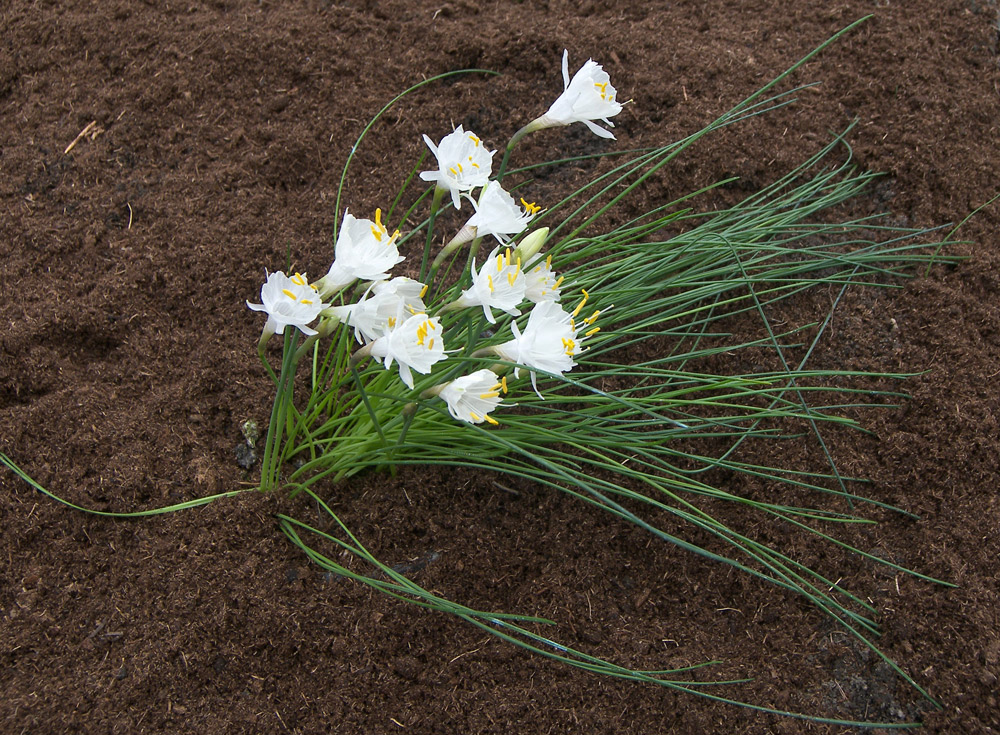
[497,118,545,182]
[419,185,447,282]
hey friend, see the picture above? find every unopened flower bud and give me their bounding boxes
[514,227,550,263]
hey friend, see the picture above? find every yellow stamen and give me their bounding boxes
[282,289,298,300]
[507,271,516,287]
[469,134,480,146]
[545,254,552,269]
[449,166,458,176]
[291,273,307,286]
[487,274,494,293]
[419,283,429,298]
[584,309,601,325]
[520,198,541,215]
[428,338,434,350]
[470,412,482,422]
[501,376,508,393]
[457,162,463,173]
[585,326,600,337]
[480,391,500,399]
[484,414,499,426]
[496,253,503,273]
[504,248,511,267]
[554,276,565,289]
[471,162,480,169]
[388,316,396,328]
[301,299,313,305]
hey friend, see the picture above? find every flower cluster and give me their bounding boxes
[249,49,622,426]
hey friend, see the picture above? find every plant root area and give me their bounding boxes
[2,2,999,733]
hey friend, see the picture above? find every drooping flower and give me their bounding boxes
[493,293,600,397]
[465,182,539,245]
[534,50,623,139]
[436,368,506,425]
[315,209,405,297]
[247,271,325,337]
[450,245,526,324]
[327,277,428,345]
[419,125,495,209]
[524,253,563,303]
[369,311,446,389]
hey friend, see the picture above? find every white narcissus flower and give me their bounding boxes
[493,293,600,397]
[437,368,506,425]
[465,182,540,245]
[327,277,428,345]
[247,271,325,337]
[317,209,405,297]
[369,312,446,389]
[452,246,526,324]
[524,253,563,303]
[536,50,623,139]
[419,125,495,209]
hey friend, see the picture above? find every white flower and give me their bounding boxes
[247,271,325,337]
[493,297,593,397]
[538,50,623,139]
[317,209,405,296]
[524,254,563,303]
[369,311,446,389]
[419,125,495,209]
[452,246,526,324]
[327,277,428,344]
[465,182,539,244]
[437,369,506,425]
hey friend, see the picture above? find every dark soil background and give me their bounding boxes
[3,1,999,733]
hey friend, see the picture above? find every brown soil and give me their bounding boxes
[3,1,999,733]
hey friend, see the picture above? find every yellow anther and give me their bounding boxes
[507,271,516,287]
[388,316,396,328]
[487,274,494,293]
[470,412,482,422]
[484,414,499,426]
[469,134,480,146]
[282,289,298,300]
[419,283,429,298]
[504,248,511,267]
[471,162,480,169]
[584,309,601,325]
[449,166,458,176]
[546,254,552,269]
[554,276,564,289]
[291,273,307,286]
[457,162,463,173]
[428,337,434,350]
[480,391,500,399]
[496,253,503,273]
[427,319,436,331]
[501,376,508,393]
[585,326,600,337]
[302,299,313,305]
[519,198,541,215]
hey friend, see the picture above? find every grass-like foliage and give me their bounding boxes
[2,18,962,727]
